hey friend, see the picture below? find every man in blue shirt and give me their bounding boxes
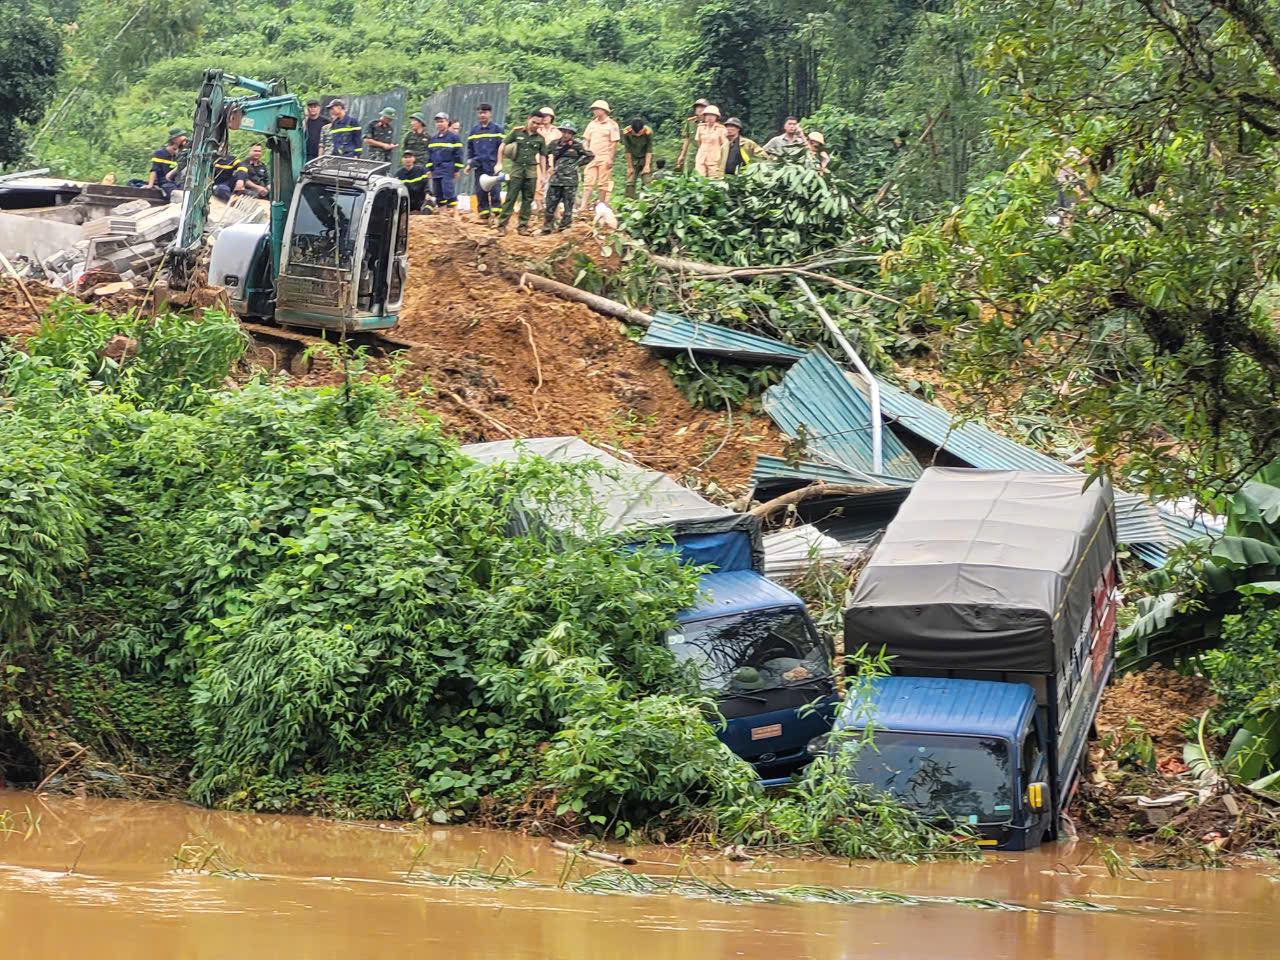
[327,100,363,157]
[425,112,464,212]
[465,102,505,221]
[147,130,187,198]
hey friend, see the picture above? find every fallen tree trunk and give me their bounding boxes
[519,272,653,328]
[749,481,888,519]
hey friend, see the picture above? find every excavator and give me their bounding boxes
[169,69,410,332]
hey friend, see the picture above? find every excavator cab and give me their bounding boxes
[210,156,408,332]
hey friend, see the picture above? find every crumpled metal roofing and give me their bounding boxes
[749,454,916,488]
[762,349,923,482]
[640,312,808,364]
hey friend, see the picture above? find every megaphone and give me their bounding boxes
[478,172,508,191]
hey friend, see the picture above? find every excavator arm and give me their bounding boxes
[169,69,305,286]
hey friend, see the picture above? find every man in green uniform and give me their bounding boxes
[496,110,548,235]
[621,116,653,198]
[675,98,708,174]
[403,113,430,162]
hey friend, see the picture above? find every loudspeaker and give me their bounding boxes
[478,172,508,191]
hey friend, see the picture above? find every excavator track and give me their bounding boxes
[240,321,424,375]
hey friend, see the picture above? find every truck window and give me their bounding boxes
[288,183,365,271]
[1021,728,1042,779]
[843,733,1015,825]
[666,608,831,695]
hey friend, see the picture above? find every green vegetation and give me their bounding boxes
[0,300,968,860]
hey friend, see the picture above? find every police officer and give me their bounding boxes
[425,112,464,211]
[147,129,187,198]
[496,110,549,235]
[395,150,430,211]
[465,102,504,221]
[403,113,430,164]
[212,149,239,201]
[327,99,363,157]
[363,107,397,162]
[233,144,269,198]
[541,122,593,234]
[304,99,325,161]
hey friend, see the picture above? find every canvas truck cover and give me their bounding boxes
[462,437,764,571]
[844,468,1116,673]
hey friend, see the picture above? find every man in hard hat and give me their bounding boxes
[425,112,464,213]
[694,104,727,178]
[805,130,831,173]
[621,116,653,198]
[363,107,398,162]
[675,98,709,174]
[327,100,363,157]
[403,113,431,166]
[496,110,550,235]
[541,122,593,234]
[304,99,326,161]
[578,99,620,212]
[465,102,505,222]
[722,117,763,175]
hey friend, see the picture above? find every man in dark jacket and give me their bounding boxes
[395,150,430,211]
[146,130,187,198]
[541,123,593,233]
[465,102,505,221]
[425,112,464,211]
[327,100,363,157]
[304,99,325,161]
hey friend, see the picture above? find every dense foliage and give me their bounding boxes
[0,1,63,167]
[0,300,966,859]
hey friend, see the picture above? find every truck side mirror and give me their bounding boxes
[1027,781,1049,814]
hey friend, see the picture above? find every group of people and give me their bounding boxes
[145,94,832,236]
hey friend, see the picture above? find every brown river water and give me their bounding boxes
[0,790,1275,959]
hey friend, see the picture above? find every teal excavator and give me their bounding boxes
[170,69,409,332]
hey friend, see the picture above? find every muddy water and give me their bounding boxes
[0,791,1274,959]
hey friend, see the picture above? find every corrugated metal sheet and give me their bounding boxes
[641,312,808,364]
[762,349,923,482]
[763,524,863,580]
[750,454,915,488]
[1114,493,1169,544]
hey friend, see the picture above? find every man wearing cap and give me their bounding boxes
[465,102,505,221]
[395,150,430,211]
[403,113,431,165]
[805,131,831,173]
[496,111,550,234]
[578,99,620,212]
[304,99,326,161]
[694,104,727,178]
[621,116,653,198]
[534,108,559,208]
[327,100,363,157]
[541,122,593,234]
[425,112,464,212]
[676,99,708,174]
[147,129,187,198]
[363,108,398,163]
[233,143,270,199]
[764,116,806,157]
[722,118,763,175]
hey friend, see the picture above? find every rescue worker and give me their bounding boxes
[403,113,430,164]
[496,110,549,235]
[722,117,763,175]
[465,102,505,221]
[425,112,464,212]
[534,107,559,207]
[541,122,593,234]
[327,100,363,157]
[146,130,187,198]
[694,104,727,178]
[395,150,430,211]
[805,131,831,173]
[621,116,653,198]
[675,98,708,174]
[363,107,398,162]
[212,149,239,201]
[304,99,325,161]
[578,99,619,212]
[233,144,269,198]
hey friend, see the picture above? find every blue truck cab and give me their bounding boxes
[836,468,1119,850]
[833,676,1051,849]
[462,437,838,781]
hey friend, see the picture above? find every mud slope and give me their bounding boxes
[393,215,781,486]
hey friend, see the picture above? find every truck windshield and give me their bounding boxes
[289,183,364,270]
[843,733,1014,825]
[666,609,831,695]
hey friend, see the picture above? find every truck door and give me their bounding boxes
[387,192,408,311]
[358,186,397,313]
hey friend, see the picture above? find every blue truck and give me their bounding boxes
[834,468,1119,850]
[462,437,837,780]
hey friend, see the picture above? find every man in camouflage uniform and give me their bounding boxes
[540,123,593,233]
[402,113,430,164]
[496,110,549,235]
[363,107,398,162]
